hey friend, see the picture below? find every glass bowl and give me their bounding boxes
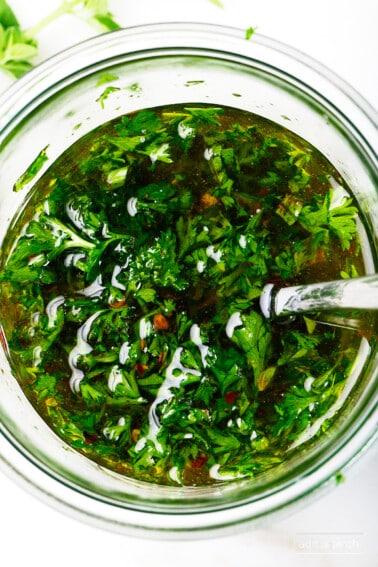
[0,23,376,538]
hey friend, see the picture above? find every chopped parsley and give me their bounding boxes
[245,27,256,40]
[13,145,49,192]
[96,85,121,109]
[96,72,119,87]
[0,103,371,486]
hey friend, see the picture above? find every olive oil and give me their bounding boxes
[0,104,370,485]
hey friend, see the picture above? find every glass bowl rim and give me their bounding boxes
[0,21,377,537]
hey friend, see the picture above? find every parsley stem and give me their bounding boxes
[24,0,82,38]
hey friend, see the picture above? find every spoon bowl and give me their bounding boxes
[260,274,378,319]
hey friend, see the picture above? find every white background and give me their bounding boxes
[0,1,377,565]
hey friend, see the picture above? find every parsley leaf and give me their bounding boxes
[298,189,358,250]
[0,0,18,27]
[0,6,37,78]
[0,0,121,78]
[230,311,272,385]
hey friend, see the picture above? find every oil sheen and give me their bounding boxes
[0,104,373,486]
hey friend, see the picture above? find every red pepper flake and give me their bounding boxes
[225,391,238,404]
[191,456,208,469]
[157,351,164,365]
[84,433,98,445]
[109,298,127,309]
[200,192,218,209]
[153,313,169,330]
[135,362,148,376]
[348,242,356,256]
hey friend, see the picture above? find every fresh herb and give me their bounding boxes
[0,0,37,77]
[0,0,18,27]
[96,71,119,87]
[96,85,121,108]
[0,0,120,78]
[335,471,345,485]
[0,103,368,486]
[297,190,358,250]
[13,145,49,191]
[25,0,121,37]
[185,80,205,87]
[125,82,142,94]
[245,27,256,40]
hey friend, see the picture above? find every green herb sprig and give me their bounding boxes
[0,0,120,78]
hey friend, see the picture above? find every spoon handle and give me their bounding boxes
[260,274,378,319]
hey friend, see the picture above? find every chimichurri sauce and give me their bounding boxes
[0,104,371,485]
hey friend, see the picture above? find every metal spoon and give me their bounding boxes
[260,274,378,319]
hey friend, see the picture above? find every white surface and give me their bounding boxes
[0,1,377,565]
